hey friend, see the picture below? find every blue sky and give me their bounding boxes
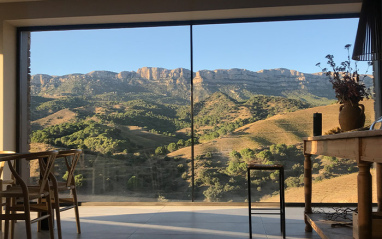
[31,18,371,76]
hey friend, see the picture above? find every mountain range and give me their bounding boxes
[31,67,373,103]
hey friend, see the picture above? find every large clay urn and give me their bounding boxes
[339,101,365,131]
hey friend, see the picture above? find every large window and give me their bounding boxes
[192,20,374,203]
[30,26,192,202]
[28,18,375,203]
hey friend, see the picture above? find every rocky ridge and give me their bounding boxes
[31,67,373,102]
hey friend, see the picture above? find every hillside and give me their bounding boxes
[261,170,378,203]
[29,66,376,202]
[170,99,375,160]
[194,92,311,129]
[32,108,77,130]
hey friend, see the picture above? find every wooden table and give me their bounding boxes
[303,130,382,239]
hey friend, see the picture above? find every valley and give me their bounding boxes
[29,67,375,202]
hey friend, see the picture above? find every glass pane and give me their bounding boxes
[30,26,192,202]
[193,19,375,203]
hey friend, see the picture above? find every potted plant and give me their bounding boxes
[316,44,372,131]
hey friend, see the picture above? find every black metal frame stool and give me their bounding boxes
[247,164,285,238]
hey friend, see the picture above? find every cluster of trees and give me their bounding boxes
[194,144,306,202]
[194,93,310,129]
[198,118,255,141]
[30,96,89,121]
[244,95,311,117]
[155,139,193,155]
[97,100,190,134]
[31,120,135,155]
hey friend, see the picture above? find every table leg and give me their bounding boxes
[304,154,312,232]
[377,163,382,212]
[357,161,372,239]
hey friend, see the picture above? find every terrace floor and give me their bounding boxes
[3,206,321,239]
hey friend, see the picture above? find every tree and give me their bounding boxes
[177,139,185,147]
[62,171,84,187]
[226,160,247,177]
[203,182,224,202]
[155,146,167,155]
[256,150,273,162]
[167,143,178,152]
[229,150,241,160]
[127,176,140,190]
[240,148,255,161]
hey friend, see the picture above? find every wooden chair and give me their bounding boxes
[43,149,82,238]
[0,151,16,231]
[0,151,58,239]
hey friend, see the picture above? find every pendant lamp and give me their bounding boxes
[352,0,382,61]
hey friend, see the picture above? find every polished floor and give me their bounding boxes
[3,206,320,239]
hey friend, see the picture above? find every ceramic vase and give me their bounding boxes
[339,101,365,131]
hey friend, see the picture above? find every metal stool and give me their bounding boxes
[247,164,285,238]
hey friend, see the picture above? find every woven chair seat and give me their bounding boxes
[0,186,49,199]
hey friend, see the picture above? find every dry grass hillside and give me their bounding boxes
[32,109,77,128]
[236,99,375,146]
[117,125,178,149]
[261,169,377,203]
[169,100,375,159]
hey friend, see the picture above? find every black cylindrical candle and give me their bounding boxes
[313,113,322,136]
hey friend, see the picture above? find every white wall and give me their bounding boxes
[0,22,16,151]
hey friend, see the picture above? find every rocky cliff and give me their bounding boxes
[31,67,373,102]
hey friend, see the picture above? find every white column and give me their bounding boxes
[0,21,17,180]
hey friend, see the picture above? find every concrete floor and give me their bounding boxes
[3,206,320,239]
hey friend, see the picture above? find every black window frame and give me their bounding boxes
[17,13,361,202]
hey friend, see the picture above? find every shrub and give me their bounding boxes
[203,182,224,202]
[181,172,188,179]
[62,171,83,187]
[127,176,140,190]
[177,164,185,173]
[256,150,273,161]
[155,146,167,155]
[285,176,301,188]
[240,148,255,161]
[205,152,212,158]
[167,143,178,152]
[226,160,247,177]
[229,150,241,160]
[177,139,185,147]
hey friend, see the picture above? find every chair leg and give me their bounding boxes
[0,200,3,231]
[46,195,55,239]
[23,197,32,239]
[10,197,17,239]
[37,197,42,232]
[279,169,283,234]
[281,169,286,239]
[4,197,11,239]
[0,180,3,231]
[53,189,62,239]
[72,187,81,234]
[247,168,252,239]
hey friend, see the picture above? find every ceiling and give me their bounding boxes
[0,0,363,28]
[0,0,40,2]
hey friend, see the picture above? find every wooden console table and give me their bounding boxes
[303,130,382,239]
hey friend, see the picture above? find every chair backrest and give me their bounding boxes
[0,151,15,178]
[1,151,58,195]
[56,149,82,187]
